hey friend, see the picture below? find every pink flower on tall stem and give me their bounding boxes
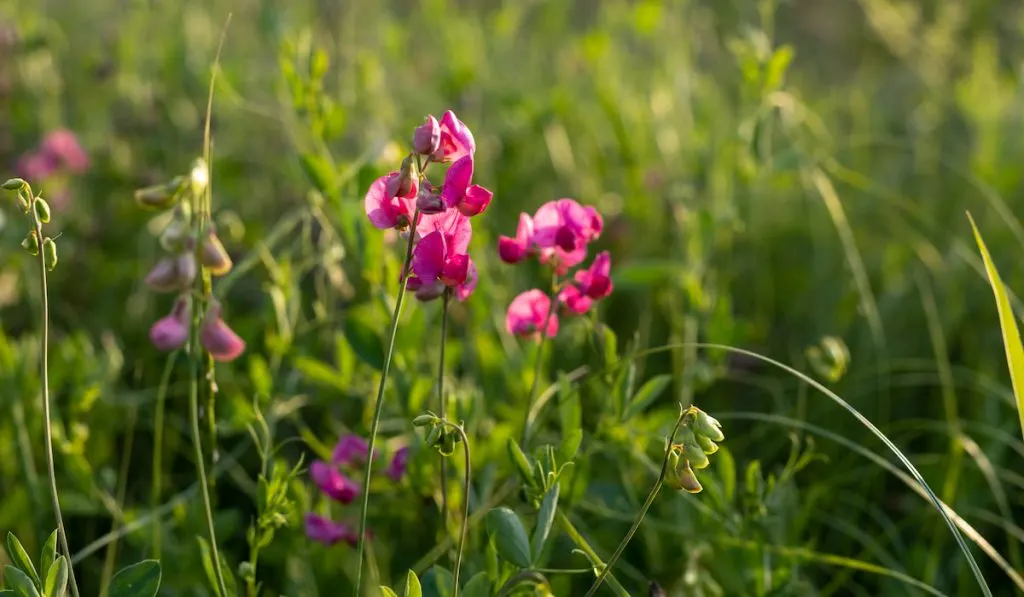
[532,198,603,253]
[506,289,559,338]
[200,302,246,362]
[436,110,476,163]
[364,172,417,230]
[310,460,360,504]
[304,514,358,547]
[441,155,493,217]
[408,210,476,301]
[332,434,373,466]
[498,214,535,264]
[149,296,191,351]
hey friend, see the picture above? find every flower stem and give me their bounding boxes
[151,350,179,558]
[440,421,471,597]
[554,511,629,597]
[521,273,560,449]
[30,193,81,597]
[582,410,687,597]
[438,290,452,560]
[355,211,420,595]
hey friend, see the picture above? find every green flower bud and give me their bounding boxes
[680,429,709,470]
[665,448,703,493]
[694,410,725,442]
[438,430,456,456]
[696,434,718,455]
[2,178,26,190]
[21,230,39,255]
[43,237,58,271]
[412,414,436,427]
[34,197,51,223]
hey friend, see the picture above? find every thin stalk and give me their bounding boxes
[150,350,179,558]
[583,410,686,597]
[438,290,452,561]
[521,273,559,448]
[555,510,629,597]
[355,212,420,595]
[29,192,81,597]
[100,400,139,596]
[440,421,471,597]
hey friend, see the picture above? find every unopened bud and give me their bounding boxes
[412,414,436,427]
[2,178,26,190]
[696,434,718,455]
[201,228,233,276]
[425,424,442,447]
[680,429,709,470]
[385,156,418,199]
[666,450,702,493]
[412,115,441,155]
[694,410,724,442]
[135,177,183,211]
[21,230,39,255]
[34,197,51,223]
[42,237,58,271]
[439,429,456,456]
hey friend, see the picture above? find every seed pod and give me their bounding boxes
[412,414,436,427]
[34,197,51,223]
[2,178,25,190]
[425,424,442,448]
[439,430,456,456]
[43,237,58,271]
[21,230,39,255]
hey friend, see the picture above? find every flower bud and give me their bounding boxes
[200,302,246,362]
[415,185,445,214]
[425,424,442,447]
[665,450,702,494]
[413,115,441,155]
[42,237,58,271]
[146,252,196,293]
[201,228,233,276]
[21,230,39,255]
[693,410,724,442]
[33,197,51,223]
[2,178,26,190]
[412,414,436,427]
[149,296,191,351]
[680,429,709,470]
[438,429,456,456]
[385,156,418,199]
[134,177,184,211]
[696,434,718,455]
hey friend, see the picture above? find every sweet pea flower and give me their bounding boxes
[407,209,474,300]
[310,460,359,503]
[532,198,603,253]
[575,251,613,299]
[454,259,478,301]
[441,155,493,217]
[304,514,358,547]
[436,110,476,163]
[149,296,191,351]
[365,172,417,230]
[413,115,441,156]
[498,214,534,264]
[506,289,559,338]
[40,129,89,174]
[386,446,410,482]
[199,302,246,363]
[557,285,592,315]
[16,152,58,181]
[332,434,372,466]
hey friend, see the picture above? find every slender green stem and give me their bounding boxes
[30,192,81,597]
[150,351,179,558]
[355,212,420,595]
[438,290,452,561]
[440,421,471,597]
[521,274,560,449]
[583,411,687,597]
[555,511,629,597]
[100,400,139,596]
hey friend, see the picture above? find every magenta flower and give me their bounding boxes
[506,289,559,338]
[145,252,197,293]
[413,115,441,156]
[532,198,603,253]
[332,434,372,466]
[498,214,535,264]
[199,303,246,362]
[408,210,474,301]
[40,129,89,174]
[575,251,613,299]
[16,152,58,181]
[454,259,478,301]
[149,297,191,351]
[415,181,445,215]
[557,285,592,315]
[386,446,410,482]
[365,172,417,230]
[437,110,476,163]
[310,460,359,504]
[304,514,358,547]
[441,155,493,217]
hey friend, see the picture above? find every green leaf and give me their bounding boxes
[558,427,582,463]
[197,537,238,597]
[42,557,68,597]
[108,560,161,597]
[298,153,336,196]
[402,570,422,597]
[968,212,1024,443]
[420,566,453,597]
[507,438,535,487]
[591,323,618,370]
[485,507,532,568]
[5,533,40,589]
[623,374,672,420]
[531,483,560,561]
[380,588,399,597]
[2,566,40,597]
[460,572,491,597]
[344,310,385,370]
[39,532,57,579]
[293,356,344,391]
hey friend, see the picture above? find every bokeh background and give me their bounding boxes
[3,0,1024,595]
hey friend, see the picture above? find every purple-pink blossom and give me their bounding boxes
[437,110,476,163]
[40,129,89,174]
[304,514,358,547]
[200,303,246,363]
[310,460,359,504]
[386,446,410,482]
[413,115,441,156]
[498,214,535,265]
[149,297,191,351]
[506,289,559,338]
[440,155,492,217]
[364,172,417,230]
[332,434,372,466]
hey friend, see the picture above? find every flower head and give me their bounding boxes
[575,251,613,299]
[365,172,417,230]
[436,110,476,163]
[332,434,372,466]
[557,285,592,315]
[304,514,358,547]
[199,302,246,362]
[498,214,534,264]
[386,446,410,482]
[310,460,359,504]
[532,198,603,253]
[506,289,559,338]
[409,210,474,301]
[40,129,89,174]
[440,155,492,217]
[149,297,191,351]
[16,152,58,181]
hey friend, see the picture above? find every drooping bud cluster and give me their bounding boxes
[304,434,408,546]
[3,178,60,271]
[364,110,492,303]
[664,407,725,494]
[412,412,464,456]
[498,198,613,338]
[134,159,245,362]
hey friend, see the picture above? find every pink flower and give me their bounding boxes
[575,251,613,299]
[40,129,89,173]
[498,214,534,264]
[413,115,441,156]
[416,205,472,252]
[304,514,358,547]
[199,303,246,362]
[145,252,197,293]
[16,151,58,181]
[506,289,559,338]
[310,460,359,503]
[454,259,478,301]
[386,446,410,482]
[557,285,592,315]
[415,181,445,214]
[149,297,191,351]
[532,199,603,253]
[440,156,493,217]
[436,110,476,162]
[332,434,372,465]
[410,210,473,299]
[365,172,417,230]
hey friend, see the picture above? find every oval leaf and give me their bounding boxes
[403,570,422,597]
[38,532,57,582]
[2,566,40,597]
[43,557,68,597]
[108,560,161,597]
[624,374,672,420]
[5,533,40,588]
[531,483,560,562]
[420,566,453,597]
[460,572,491,597]
[380,588,398,597]
[485,507,532,568]
[344,311,385,370]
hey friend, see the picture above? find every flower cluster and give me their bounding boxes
[16,129,90,210]
[364,110,491,302]
[136,160,245,362]
[498,198,613,337]
[304,434,409,546]
[665,407,725,494]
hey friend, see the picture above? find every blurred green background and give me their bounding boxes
[3,0,1024,594]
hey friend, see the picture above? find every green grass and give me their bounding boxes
[3,0,1024,595]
